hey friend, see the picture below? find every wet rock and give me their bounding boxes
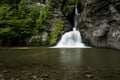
[0,64,2,66]
[40,74,49,78]
[3,70,9,73]
[78,0,120,49]
[27,34,42,46]
[22,70,32,75]
[11,78,20,80]
[31,75,37,79]
[27,31,49,46]
[83,71,91,74]
[40,78,48,80]
[39,74,49,80]
[86,74,93,78]
[11,78,15,80]
[22,70,26,73]
[26,72,32,75]
[41,32,48,42]
[0,74,4,80]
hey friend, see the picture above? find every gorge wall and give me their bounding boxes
[0,0,120,49]
[78,0,120,49]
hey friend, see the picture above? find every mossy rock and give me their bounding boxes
[48,19,64,45]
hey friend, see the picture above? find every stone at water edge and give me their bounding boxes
[86,74,93,78]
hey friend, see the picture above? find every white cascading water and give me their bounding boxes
[54,5,86,48]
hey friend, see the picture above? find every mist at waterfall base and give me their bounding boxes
[54,6,88,48]
[55,28,86,48]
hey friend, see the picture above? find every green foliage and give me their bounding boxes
[51,0,59,4]
[0,0,38,40]
[0,4,12,20]
[0,0,56,45]
[64,0,76,14]
[36,4,53,31]
[67,0,76,5]
[0,27,11,38]
[54,20,64,34]
[0,0,20,4]
[40,4,53,20]
[64,6,74,14]
[48,20,64,45]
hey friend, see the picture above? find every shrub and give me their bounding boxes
[36,4,53,31]
[48,20,64,45]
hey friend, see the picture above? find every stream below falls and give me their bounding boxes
[0,47,120,80]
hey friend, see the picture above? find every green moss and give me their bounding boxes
[0,27,11,35]
[82,38,87,43]
[48,32,57,45]
[64,6,74,14]
[51,0,59,4]
[67,0,76,5]
[54,20,64,34]
[36,4,53,31]
[40,4,53,20]
[63,0,77,15]
[48,20,64,45]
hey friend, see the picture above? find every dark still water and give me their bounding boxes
[0,47,120,80]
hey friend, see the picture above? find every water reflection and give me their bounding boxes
[59,48,83,67]
[0,47,120,68]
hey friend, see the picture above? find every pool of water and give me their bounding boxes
[0,47,120,80]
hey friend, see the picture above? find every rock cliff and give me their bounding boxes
[78,0,120,49]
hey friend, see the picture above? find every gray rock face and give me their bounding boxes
[27,31,48,46]
[78,0,120,49]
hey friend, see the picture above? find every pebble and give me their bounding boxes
[0,74,4,80]
[11,78,15,80]
[40,74,49,78]
[3,70,9,73]
[22,70,32,75]
[22,70,26,73]
[0,74,3,77]
[86,74,93,78]
[11,78,20,80]
[26,72,32,75]
[0,64,3,66]
[40,78,48,80]
[31,75,37,79]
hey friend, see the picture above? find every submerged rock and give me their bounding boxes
[3,70,9,73]
[40,74,49,78]
[0,74,4,80]
[78,0,120,49]
[31,75,37,79]
[86,74,93,78]
[0,64,3,66]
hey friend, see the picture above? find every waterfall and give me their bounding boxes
[54,5,87,48]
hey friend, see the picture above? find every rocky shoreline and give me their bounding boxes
[0,63,120,80]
